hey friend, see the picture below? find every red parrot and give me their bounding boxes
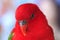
[8,3,54,40]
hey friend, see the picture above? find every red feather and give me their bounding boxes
[11,3,54,40]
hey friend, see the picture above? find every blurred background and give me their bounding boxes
[0,0,60,40]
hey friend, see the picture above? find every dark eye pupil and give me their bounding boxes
[31,14,34,19]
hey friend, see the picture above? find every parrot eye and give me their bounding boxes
[19,20,27,26]
[30,14,34,19]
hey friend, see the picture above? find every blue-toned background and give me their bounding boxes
[0,0,60,40]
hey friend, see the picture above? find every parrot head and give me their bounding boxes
[15,3,43,27]
[15,3,48,35]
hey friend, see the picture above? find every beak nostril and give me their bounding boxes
[19,20,27,26]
